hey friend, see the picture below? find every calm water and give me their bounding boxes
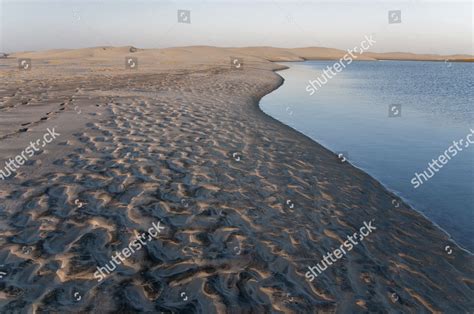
[260,61,474,252]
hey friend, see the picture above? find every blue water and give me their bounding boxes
[260,61,474,252]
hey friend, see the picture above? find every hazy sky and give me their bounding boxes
[1,0,472,55]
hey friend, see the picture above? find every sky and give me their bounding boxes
[0,0,472,55]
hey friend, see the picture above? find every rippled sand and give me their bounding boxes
[0,47,473,313]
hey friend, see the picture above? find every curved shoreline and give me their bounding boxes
[243,66,474,311]
[1,47,473,312]
[256,63,473,255]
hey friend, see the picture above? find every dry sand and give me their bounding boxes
[0,46,473,313]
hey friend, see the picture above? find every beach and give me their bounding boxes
[0,46,473,313]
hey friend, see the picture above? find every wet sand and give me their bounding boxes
[0,46,473,313]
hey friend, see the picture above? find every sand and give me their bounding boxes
[0,46,473,313]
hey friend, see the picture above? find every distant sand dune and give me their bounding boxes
[7,45,474,62]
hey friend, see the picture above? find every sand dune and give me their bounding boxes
[8,45,473,63]
[0,46,473,312]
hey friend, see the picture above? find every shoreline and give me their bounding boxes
[258,63,473,255]
[243,66,474,312]
[1,46,473,312]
